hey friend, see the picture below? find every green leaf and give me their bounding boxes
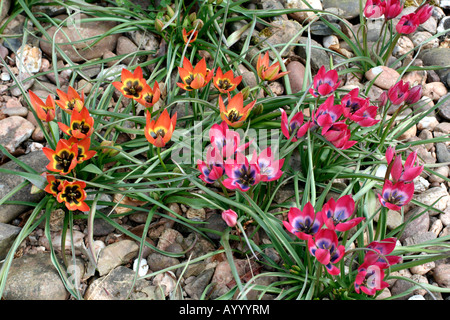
[81,163,104,175]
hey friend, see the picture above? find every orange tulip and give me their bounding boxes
[44,174,63,197]
[256,52,289,82]
[182,28,198,46]
[136,81,161,109]
[219,92,256,128]
[58,107,94,140]
[145,109,177,148]
[112,66,148,101]
[213,67,242,94]
[42,139,78,175]
[55,86,85,114]
[177,57,214,91]
[57,180,90,212]
[68,137,96,164]
[28,90,56,122]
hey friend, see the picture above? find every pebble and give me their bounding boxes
[15,44,42,74]
[417,116,439,131]
[0,222,21,260]
[96,239,139,276]
[285,0,322,23]
[365,66,400,90]
[413,187,450,212]
[422,82,448,101]
[432,264,450,288]
[400,206,430,243]
[0,116,35,154]
[3,252,69,300]
[436,143,450,163]
[3,106,29,117]
[1,72,11,81]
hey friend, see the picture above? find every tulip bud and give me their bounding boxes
[166,6,175,18]
[189,12,197,22]
[193,19,204,30]
[101,140,121,157]
[241,86,250,100]
[222,209,238,227]
[253,103,264,116]
[155,18,164,32]
[405,85,422,105]
[30,184,43,195]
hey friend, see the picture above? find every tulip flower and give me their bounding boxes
[67,137,96,164]
[322,195,365,232]
[383,0,403,20]
[396,13,420,35]
[213,67,242,94]
[137,81,161,109]
[182,28,198,46]
[354,263,390,295]
[321,122,357,150]
[256,52,289,82]
[280,108,310,142]
[307,229,345,275]
[177,57,214,91]
[44,174,63,197]
[251,147,284,182]
[219,92,256,128]
[209,121,250,161]
[222,209,238,227]
[283,202,324,241]
[58,106,94,140]
[378,180,414,211]
[144,109,177,148]
[387,80,410,105]
[42,139,79,175]
[340,87,379,127]
[29,90,56,122]
[222,152,260,192]
[386,147,424,183]
[57,180,90,212]
[364,237,402,269]
[415,4,433,24]
[197,146,224,184]
[313,95,344,128]
[309,66,340,97]
[55,86,85,114]
[404,84,422,105]
[350,104,380,127]
[364,0,385,18]
[112,66,148,101]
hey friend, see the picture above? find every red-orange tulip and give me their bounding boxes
[177,57,214,91]
[29,90,56,122]
[256,52,289,82]
[145,109,177,148]
[55,86,85,114]
[42,139,78,175]
[112,66,148,101]
[57,180,90,211]
[219,92,256,128]
[58,106,94,140]
[213,67,242,94]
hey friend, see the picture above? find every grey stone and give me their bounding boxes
[184,268,215,299]
[400,206,430,242]
[0,0,11,21]
[205,212,228,240]
[0,151,48,223]
[84,266,150,300]
[3,252,69,300]
[147,252,180,272]
[433,264,450,288]
[436,143,450,163]
[404,231,437,246]
[0,222,21,260]
[39,14,120,63]
[322,0,362,20]
[437,93,450,121]
[97,240,139,276]
[420,48,450,85]
[295,37,330,72]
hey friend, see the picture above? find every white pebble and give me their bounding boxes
[133,258,149,277]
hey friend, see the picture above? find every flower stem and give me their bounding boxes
[383,33,401,66]
[375,205,388,240]
[157,147,167,172]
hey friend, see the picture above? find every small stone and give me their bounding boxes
[16,44,42,74]
[404,231,437,246]
[400,206,430,242]
[410,256,435,276]
[365,66,400,90]
[157,228,184,251]
[285,0,322,23]
[1,72,11,81]
[3,252,69,300]
[410,31,439,50]
[408,294,426,300]
[417,116,439,131]
[183,268,215,299]
[440,207,450,226]
[10,72,35,96]
[393,36,414,57]
[429,166,449,184]
[116,36,140,65]
[3,106,29,117]
[414,176,430,193]
[287,61,306,93]
[413,187,449,212]
[147,252,180,272]
[430,218,443,237]
[422,82,448,101]
[0,222,21,260]
[436,143,450,163]
[97,240,139,276]
[432,264,450,288]
[0,116,35,154]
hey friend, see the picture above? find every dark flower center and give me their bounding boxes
[54,150,75,173]
[61,186,82,204]
[72,121,90,135]
[226,110,243,123]
[124,80,143,98]
[217,79,232,90]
